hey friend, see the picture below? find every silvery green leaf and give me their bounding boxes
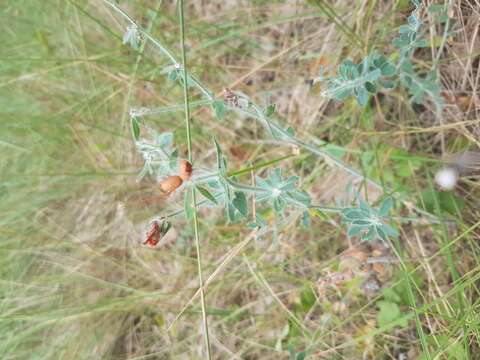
[393,36,409,47]
[362,227,375,241]
[160,221,172,237]
[348,225,364,237]
[339,60,357,79]
[364,68,382,82]
[232,192,248,218]
[212,100,226,119]
[365,82,377,93]
[358,197,372,212]
[280,177,299,191]
[136,131,179,180]
[301,211,311,229]
[380,63,396,77]
[255,175,269,189]
[352,219,371,226]
[285,126,295,136]
[273,196,286,214]
[355,86,369,106]
[157,132,174,148]
[220,178,231,203]
[287,189,311,207]
[408,13,422,30]
[271,168,283,184]
[168,69,179,81]
[213,138,227,175]
[376,226,387,242]
[131,117,140,140]
[227,203,236,223]
[265,104,276,117]
[342,209,365,220]
[379,197,394,216]
[196,185,218,205]
[208,180,220,189]
[123,25,141,49]
[382,223,399,238]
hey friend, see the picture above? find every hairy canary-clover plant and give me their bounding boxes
[98,0,448,356]
[98,0,436,243]
[316,0,444,109]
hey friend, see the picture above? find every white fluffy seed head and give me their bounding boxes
[435,167,458,190]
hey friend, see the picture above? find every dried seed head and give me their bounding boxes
[224,88,240,107]
[159,176,183,195]
[435,167,458,191]
[143,221,161,246]
[179,159,192,181]
[142,220,172,247]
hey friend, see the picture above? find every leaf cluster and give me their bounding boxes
[136,132,179,181]
[203,140,311,225]
[341,196,398,242]
[318,52,396,106]
[122,24,141,49]
[316,0,444,109]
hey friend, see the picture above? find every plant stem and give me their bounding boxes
[178,1,212,358]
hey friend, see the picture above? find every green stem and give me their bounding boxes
[178,1,212,358]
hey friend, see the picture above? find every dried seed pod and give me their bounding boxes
[159,176,183,195]
[143,220,172,247]
[143,221,161,246]
[179,159,192,181]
